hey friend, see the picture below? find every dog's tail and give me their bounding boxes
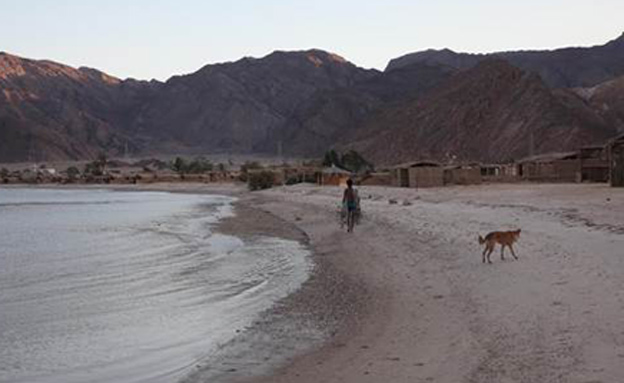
[478,235,486,245]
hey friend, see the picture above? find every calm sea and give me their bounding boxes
[0,188,310,383]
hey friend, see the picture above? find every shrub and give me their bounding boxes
[239,161,263,182]
[248,171,275,191]
[172,156,213,174]
[66,166,81,182]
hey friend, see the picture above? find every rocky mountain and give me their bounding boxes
[349,59,617,165]
[0,52,158,162]
[2,35,624,164]
[0,50,455,162]
[387,33,624,88]
[574,75,624,133]
[264,62,456,156]
[132,50,377,155]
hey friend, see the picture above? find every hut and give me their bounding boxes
[516,152,580,182]
[480,164,519,183]
[607,134,624,187]
[392,161,444,188]
[317,165,352,186]
[444,164,482,185]
[579,146,609,183]
[359,172,393,186]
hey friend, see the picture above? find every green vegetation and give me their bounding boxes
[171,156,214,174]
[322,149,342,168]
[239,161,263,182]
[65,166,81,182]
[341,150,373,173]
[322,149,373,173]
[248,170,275,191]
[84,153,108,176]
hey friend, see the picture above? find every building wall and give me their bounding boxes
[611,142,624,187]
[481,165,519,183]
[408,167,444,188]
[392,168,410,187]
[321,174,350,186]
[360,173,393,186]
[580,149,609,182]
[520,160,580,182]
[444,168,482,185]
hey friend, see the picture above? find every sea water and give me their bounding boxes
[0,188,310,383]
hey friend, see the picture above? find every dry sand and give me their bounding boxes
[238,183,624,383]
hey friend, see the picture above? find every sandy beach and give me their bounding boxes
[226,183,624,383]
[5,182,623,382]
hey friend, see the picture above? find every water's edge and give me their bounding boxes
[0,186,317,383]
[180,193,366,383]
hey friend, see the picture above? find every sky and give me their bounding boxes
[1,0,623,81]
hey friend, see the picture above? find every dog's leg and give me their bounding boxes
[487,245,494,264]
[509,244,518,260]
[482,246,488,263]
[500,244,505,260]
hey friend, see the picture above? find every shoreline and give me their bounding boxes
[181,191,372,383]
[1,183,366,383]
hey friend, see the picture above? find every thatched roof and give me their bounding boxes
[322,164,352,175]
[392,160,442,169]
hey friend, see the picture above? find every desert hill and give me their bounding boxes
[349,60,617,165]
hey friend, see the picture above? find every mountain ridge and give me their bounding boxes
[386,32,624,88]
[2,35,624,164]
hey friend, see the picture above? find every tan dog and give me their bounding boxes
[478,229,521,264]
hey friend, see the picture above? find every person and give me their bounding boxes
[342,179,358,233]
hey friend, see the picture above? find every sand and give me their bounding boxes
[237,183,624,383]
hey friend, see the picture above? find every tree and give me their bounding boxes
[186,157,213,174]
[97,153,108,173]
[66,166,81,182]
[172,157,187,174]
[341,150,372,173]
[322,150,342,167]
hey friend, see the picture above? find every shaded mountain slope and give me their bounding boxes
[350,60,616,165]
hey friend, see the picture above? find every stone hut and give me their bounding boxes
[516,152,580,182]
[480,164,519,183]
[317,165,352,186]
[579,145,609,183]
[607,134,624,187]
[443,164,482,185]
[392,161,444,188]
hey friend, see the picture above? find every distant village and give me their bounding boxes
[2,134,624,189]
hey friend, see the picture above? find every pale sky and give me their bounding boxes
[1,0,622,81]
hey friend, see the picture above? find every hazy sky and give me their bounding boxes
[1,0,622,81]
